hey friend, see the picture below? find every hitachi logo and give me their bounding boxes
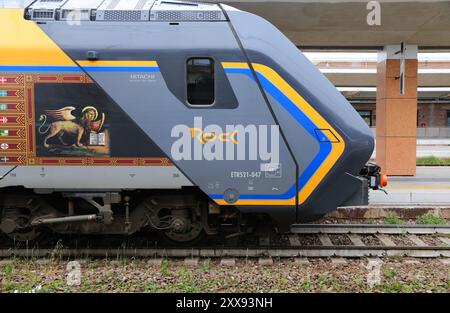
[129,74,156,81]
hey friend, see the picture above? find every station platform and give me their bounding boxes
[370,166,450,205]
[371,144,450,159]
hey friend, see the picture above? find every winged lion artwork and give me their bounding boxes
[38,106,106,149]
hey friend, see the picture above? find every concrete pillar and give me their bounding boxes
[376,45,418,176]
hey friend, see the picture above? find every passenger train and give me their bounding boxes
[0,0,386,242]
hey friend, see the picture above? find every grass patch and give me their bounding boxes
[2,263,13,275]
[145,282,160,292]
[377,281,412,293]
[417,157,450,166]
[416,213,447,225]
[160,259,170,277]
[50,240,65,260]
[88,260,99,269]
[383,268,396,278]
[200,259,211,272]
[300,279,311,292]
[330,278,343,292]
[317,273,328,291]
[47,279,65,292]
[384,215,403,225]
[277,277,289,287]
[2,280,16,292]
[176,268,199,293]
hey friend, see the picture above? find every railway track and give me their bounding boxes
[0,224,449,259]
[291,224,450,234]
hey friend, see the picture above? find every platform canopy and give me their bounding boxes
[213,0,450,49]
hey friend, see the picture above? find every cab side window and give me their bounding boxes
[187,58,215,105]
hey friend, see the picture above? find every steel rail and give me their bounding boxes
[0,246,448,258]
[290,224,450,234]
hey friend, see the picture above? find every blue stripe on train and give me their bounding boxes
[0,66,160,72]
[209,67,332,201]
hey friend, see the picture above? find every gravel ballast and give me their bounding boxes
[0,258,448,293]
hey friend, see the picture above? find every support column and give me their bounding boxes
[376,45,418,176]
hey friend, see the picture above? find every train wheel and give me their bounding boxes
[5,228,41,242]
[0,207,41,242]
[162,222,204,244]
[139,197,206,244]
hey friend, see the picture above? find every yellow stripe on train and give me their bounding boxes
[251,64,345,204]
[0,9,75,66]
[219,62,345,206]
[77,60,159,67]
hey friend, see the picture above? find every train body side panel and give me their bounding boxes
[0,166,191,189]
[225,7,374,219]
[0,9,192,190]
[0,7,373,224]
[34,19,298,206]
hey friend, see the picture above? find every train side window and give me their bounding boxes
[186,58,215,105]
